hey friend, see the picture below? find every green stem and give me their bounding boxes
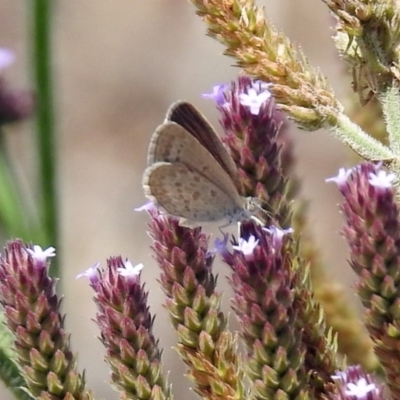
[333,111,395,162]
[32,0,58,273]
[381,82,400,156]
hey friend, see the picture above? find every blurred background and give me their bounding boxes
[0,1,356,399]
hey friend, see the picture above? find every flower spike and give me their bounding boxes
[0,240,92,399]
[331,161,400,398]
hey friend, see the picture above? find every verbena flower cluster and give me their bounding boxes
[1,1,400,400]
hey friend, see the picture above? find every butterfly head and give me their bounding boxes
[242,196,276,226]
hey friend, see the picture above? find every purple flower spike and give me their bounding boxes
[333,161,400,399]
[90,256,171,399]
[212,76,290,227]
[0,240,90,399]
[147,208,243,399]
[219,223,313,397]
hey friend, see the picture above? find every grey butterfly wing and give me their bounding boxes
[166,101,239,183]
[143,161,243,222]
[147,121,240,203]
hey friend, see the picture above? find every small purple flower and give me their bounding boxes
[262,225,293,251]
[213,232,230,259]
[202,83,228,106]
[0,48,15,72]
[368,170,396,189]
[232,235,259,260]
[76,262,101,286]
[325,167,353,188]
[239,87,271,115]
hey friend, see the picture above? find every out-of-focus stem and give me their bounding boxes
[31,0,58,269]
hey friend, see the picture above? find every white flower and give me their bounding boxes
[325,167,352,186]
[239,88,271,115]
[368,170,396,189]
[344,378,377,397]
[232,235,259,257]
[27,245,56,263]
[117,260,144,277]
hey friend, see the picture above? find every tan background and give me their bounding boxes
[0,1,357,399]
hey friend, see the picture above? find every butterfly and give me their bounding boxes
[142,101,262,227]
